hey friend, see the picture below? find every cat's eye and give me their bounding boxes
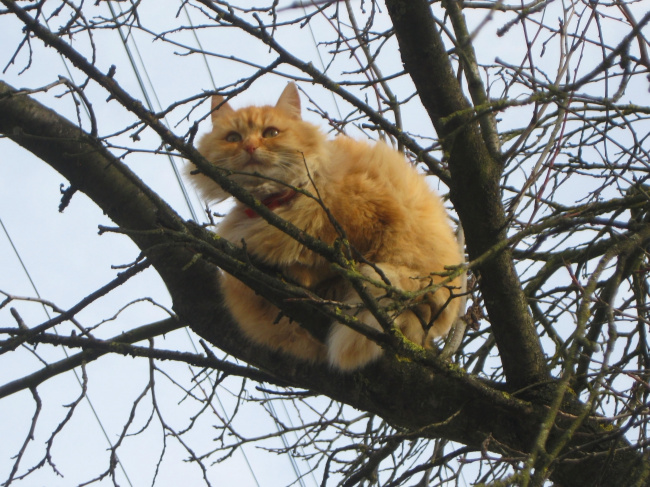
[262,127,280,138]
[225,132,242,143]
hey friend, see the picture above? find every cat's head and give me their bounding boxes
[191,82,326,202]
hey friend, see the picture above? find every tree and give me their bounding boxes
[1,0,649,485]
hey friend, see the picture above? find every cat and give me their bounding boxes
[188,82,462,371]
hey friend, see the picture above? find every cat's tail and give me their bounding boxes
[326,263,434,371]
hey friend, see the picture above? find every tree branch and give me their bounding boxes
[384,0,548,391]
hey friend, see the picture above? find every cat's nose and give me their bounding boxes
[244,143,257,154]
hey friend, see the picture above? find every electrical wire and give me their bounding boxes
[0,9,141,485]
[0,216,135,487]
[299,0,343,121]
[94,2,342,484]
[103,2,267,484]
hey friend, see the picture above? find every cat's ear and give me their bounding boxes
[210,94,234,123]
[275,82,301,119]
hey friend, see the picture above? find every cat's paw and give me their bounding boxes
[327,320,382,371]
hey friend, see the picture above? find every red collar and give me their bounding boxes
[244,189,299,218]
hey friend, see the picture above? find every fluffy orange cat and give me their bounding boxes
[188,82,462,371]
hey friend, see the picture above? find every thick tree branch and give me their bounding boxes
[384,0,548,391]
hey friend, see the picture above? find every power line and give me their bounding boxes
[103,2,267,485]
[299,0,343,121]
[4,10,136,483]
[105,1,199,223]
[0,215,135,487]
[104,3,330,484]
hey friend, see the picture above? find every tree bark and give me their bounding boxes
[385,0,548,392]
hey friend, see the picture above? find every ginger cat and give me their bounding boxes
[188,82,462,371]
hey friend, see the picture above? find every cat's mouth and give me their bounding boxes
[242,155,265,169]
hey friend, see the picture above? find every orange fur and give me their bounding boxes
[188,83,462,371]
